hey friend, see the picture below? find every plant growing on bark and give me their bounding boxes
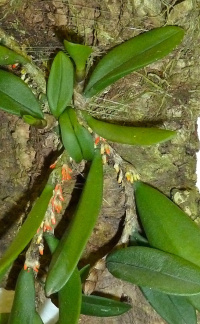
[0,26,188,323]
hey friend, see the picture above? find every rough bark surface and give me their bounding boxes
[0,0,200,323]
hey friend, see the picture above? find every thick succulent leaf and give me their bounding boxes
[106,246,200,295]
[44,232,59,254]
[58,267,82,324]
[0,45,28,65]
[8,269,35,324]
[47,51,74,119]
[83,112,175,145]
[0,70,43,119]
[45,150,103,296]
[141,287,196,324]
[134,181,200,268]
[0,184,53,283]
[59,108,83,163]
[79,264,90,283]
[187,294,200,313]
[67,108,94,160]
[81,294,131,317]
[84,26,184,97]
[22,115,47,128]
[64,40,93,81]
[33,313,44,324]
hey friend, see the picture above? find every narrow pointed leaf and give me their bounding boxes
[83,112,175,145]
[84,26,184,97]
[58,267,82,324]
[45,150,103,296]
[134,181,200,268]
[59,108,83,163]
[8,269,35,324]
[47,51,74,119]
[0,70,43,119]
[141,287,197,324]
[0,45,28,65]
[44,228,82,323]
[64,40,93,81]
[106,246,200,295]
[67,108,94,160]
[81,294,131,317]
[22,115,47,128]
[0,184,53,282]
[79,264,90,283]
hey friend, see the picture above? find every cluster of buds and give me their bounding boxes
[125,170,140,183]
[24,260,40,273]
[114,163,140,184]
[95,136,111,164]
[114,163,123,184]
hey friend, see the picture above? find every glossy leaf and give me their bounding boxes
[0,45,28,65]
[79,264,90,283]
[141,287,197,324]
[84,26,184,97]
[81,294,131,317]
[44,232,59,254]
[83,112,175,145]
[0,184,53,282]
[59,108,83,163]
[58,267,82,324]
[47,51,74,119]
[45,150,103,295]
[187,294,200,312]
[0,70,43,119]
[106,246,200,295]
[67,107,94,160]
[22,115,47,128]
[44,232,82,324]
[64,40,93,81]
[33,312,44,324]
[8,269,35,324]
[134,181,200,268]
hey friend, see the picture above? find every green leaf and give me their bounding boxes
[44,232,59,254]
[58,267,82,324]
[45,150,103,296]
[47,51,74,119]
[84,26,184,98]
[0,184,53,282]
[44,233,82,324]
[0,314,9,324]
[33,312,44,324]
[81,294,131,317]
[22,115,47,128]
[187,294,200,313]
[79,264,90,283]
[134,181,200,268]
[106,246,200,295]
[0,70,43,119]
[59,108,83,163]
[0,45,28,65]
[8,269,35,324]
[64,40,93,81]
[67,108,94,160]
[141,287,197,324]
[83,112,175,145]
